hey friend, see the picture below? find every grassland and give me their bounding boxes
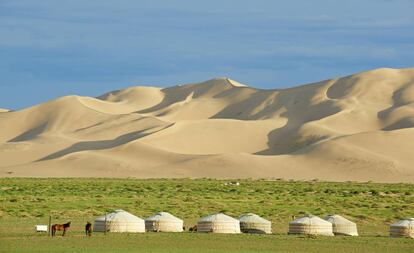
[0,178,413,252]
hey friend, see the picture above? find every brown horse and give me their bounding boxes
[85,222,92,237]
[51,221,71,237]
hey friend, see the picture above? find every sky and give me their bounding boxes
[1,0,414,110]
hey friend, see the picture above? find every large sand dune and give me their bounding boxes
[1,68,414,182]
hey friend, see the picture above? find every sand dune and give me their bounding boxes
[139,119,285,154]
[1,68,414,182]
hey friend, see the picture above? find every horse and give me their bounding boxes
[51,221,71,237]
[85,222,92,237]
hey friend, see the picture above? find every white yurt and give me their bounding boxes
[197,213,241,233]
[288,215,334,236]
[324,215,358,236]
[145,212,183,232]
[93,209,145,233]
[390,218,414,238]
[238,213,272,234]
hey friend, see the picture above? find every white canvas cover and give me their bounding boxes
[289,215,334,236]
[238,213,272,234]
[93,209,145,233]
[324,215,358,236]
[390,218,414,238]
[35,225,48,232]
[197,213,240,233]
[145,212,183,232]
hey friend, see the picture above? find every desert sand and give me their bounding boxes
[1,68,414,182]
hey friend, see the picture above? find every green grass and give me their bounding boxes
[2,233,414,253]
[0,178,413,252]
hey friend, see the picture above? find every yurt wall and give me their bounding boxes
[390,218,414,238]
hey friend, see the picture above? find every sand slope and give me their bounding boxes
[1,69,414,182]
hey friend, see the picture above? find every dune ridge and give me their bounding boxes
[1,68,414,182]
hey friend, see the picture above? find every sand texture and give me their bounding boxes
[1,69,414,182]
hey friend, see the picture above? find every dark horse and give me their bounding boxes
[51,221,71,237]
[85,222,92,237]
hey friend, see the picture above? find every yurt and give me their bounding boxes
[197,213,240,233]
[288,215,334,236]
[145,212,183,232]
[390,218,414,238]
[238,213,272,234]
[324,215,358,236]
[93,209,145,233]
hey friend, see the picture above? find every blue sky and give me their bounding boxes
[1,0,414,109]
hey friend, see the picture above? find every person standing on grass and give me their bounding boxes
[85,222,92,237]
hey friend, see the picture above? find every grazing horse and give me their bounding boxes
[51,221,71,237]
[85,222,92,237]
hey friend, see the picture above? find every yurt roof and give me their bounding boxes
[324,215,356,225]
[289,215,331,225]
[199,213,238,223]
[391,218,414,227]
[95,209,144,222]
[145,212,183,222]
[238,213,271,224]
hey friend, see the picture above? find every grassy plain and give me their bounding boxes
[0,178,413,252]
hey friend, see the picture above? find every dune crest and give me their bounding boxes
[1,68,414,182]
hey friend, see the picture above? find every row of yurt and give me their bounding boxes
[197,213,272,234]
[93,210,183,233]
[92,211,270,234]
[93,210,379,237]
[91,211,414,238]
[288,214,358,236]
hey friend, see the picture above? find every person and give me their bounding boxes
[85,222,92,236]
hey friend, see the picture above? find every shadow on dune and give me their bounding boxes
[37,126,172,161]
[9,124,48,142]
[137,80,228,115]
[209,80,342,155]
[382,118,414,131]
[254,93,341,155]
[378,82,414,131]
[211,90,278,120]
[137,86,189,115]
[137,79,248,117]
